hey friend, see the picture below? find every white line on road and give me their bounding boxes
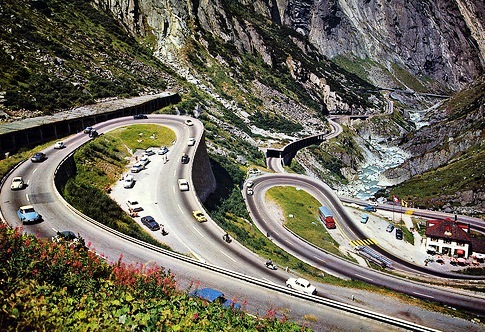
[220,250,236,262]
[178,204,184,213]
[25,194,30,202]
[412,292,434,299]
[313,255,326,263]
[355,273,373,281]
[32,168,38,174]
[192,226,204,237]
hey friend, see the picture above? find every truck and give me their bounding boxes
[318,206,336,229]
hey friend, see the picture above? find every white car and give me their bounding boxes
[54,141,65,149]
[178,178,189,191]
[123,174,135,188]
[247,188,254,196]
[285,277,317,295]
[11,176,24,190]
[246,180,254,188]
[184,119,194,126]
[369,201,378,207]
[144,148,156,156]
[158,146,169,155]
[187,138,196,146]
[139,155,150,166]
[131,162,144,173]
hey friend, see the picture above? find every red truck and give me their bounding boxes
[318,206,336,229]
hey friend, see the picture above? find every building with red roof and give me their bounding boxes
[425,218,471,257]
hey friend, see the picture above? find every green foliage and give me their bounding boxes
[0,0,170,113]
[0,225,310,331]
[266,186,341,255]
[249,111,303,135]
[390,63,427,93]
[388,145,485,211]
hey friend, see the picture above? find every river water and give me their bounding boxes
[336,110,429,200]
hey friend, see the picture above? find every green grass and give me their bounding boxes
[265,186,341,255]
[108,124,176,151]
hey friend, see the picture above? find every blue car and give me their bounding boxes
[17,205,42,224]
[189,288,241,309]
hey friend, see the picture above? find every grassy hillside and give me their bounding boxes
[0,224,310,331]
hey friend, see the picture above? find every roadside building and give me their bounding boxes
[425,218,471,257]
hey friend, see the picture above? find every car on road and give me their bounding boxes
[17,205,42,224]
[178,178,189,191]
[89,129,99,138]
[131,162,144,173]
[127,200,143,212]
[31,152,47,162]
[181,153,189,164]
[187,137,196,146]
[368,201,378,207]
[139,155,150,166]
[10,176,24,190]
[123,174,135,188]
[192,210,207,222]
[360,213,369,224]
[364,205,376,212]
[285,277,317,295]
[247,188,254,196]
[158,146,169,155]
[184,119,194,126]
[54,141,65,149]
[83,126,94,134]
[133,114,148,119]
[189,288,241,309]
[141,216,160,231]
[386,223,395,233]
[144,148,156,156]
[395,228,403,240]
[246,180,254,188]
[52,230,85,249]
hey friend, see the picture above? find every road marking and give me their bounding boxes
[173,169,176,177]
[355,273,373,281]
[313,255,326,263]
[26,194,30,202]
[32,168,38,174]
[220,250,236,262]
[412,292,434,299]
[192,226,204,237]
[178,204,184,213]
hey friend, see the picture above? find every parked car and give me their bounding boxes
[54,141,65,149]
[364,205,376,212]
[189,288,241,309]
[127,200,143,212]
[83,126,94,134]
[141,216,160,231]
[139,155,150,166]
[184,119,194,126]
[395,228,403,240]
[10,176,24,190]
[31,152,47,162]
[158,146,169,155]
[17,205,42,224]
[123,174,135,188]
[192,210,207,222]
[285,277,317,295]
[144,148,156,156]
[133,114,148,119]
[386,223,395,233]
[131,162,144,173]
[360,214,369,224]
[187,137,196,146]
[181,153,189,164]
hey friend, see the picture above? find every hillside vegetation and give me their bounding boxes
[0,224,310,331]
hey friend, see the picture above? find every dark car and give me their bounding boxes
[31,152,47,162]
[133,114,148,119]
[83,126,94,134]
[364,205,376,212]
[141,216,160,231]
[89,129,98,138]
[395,228,403,240]
[181,153,189,164]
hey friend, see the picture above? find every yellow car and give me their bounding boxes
[192,210,207,222]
